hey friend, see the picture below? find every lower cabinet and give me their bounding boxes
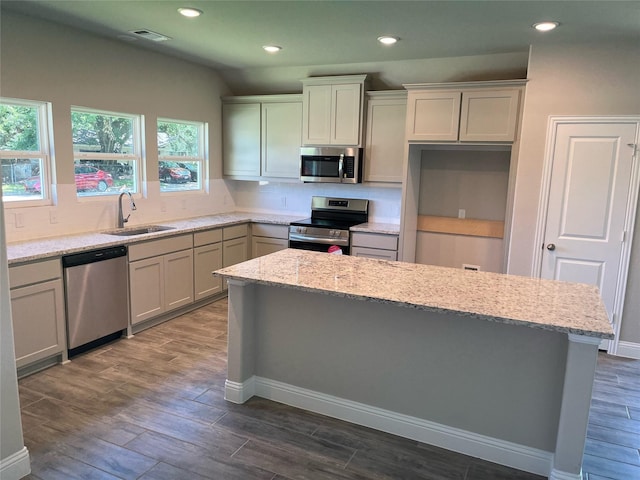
[9,259,66,368]
[222,224,249,291]
[351,232,399,261]
[194,229,223,301]
[129,234,194,325]
[251,223,289,258]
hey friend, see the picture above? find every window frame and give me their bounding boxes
[157,117,206,194]
[0,98,53,207]
[71,106,143,199]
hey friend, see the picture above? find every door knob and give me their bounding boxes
[546,243,556,251]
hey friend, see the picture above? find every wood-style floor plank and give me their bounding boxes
[17,298,640,480]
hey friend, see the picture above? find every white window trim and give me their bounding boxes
[157,118,207,195]
[1,98,53,207]
[71,106,144,200]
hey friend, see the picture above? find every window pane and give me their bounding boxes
[157,121,199,156]
[74,160,136,196]
[72,111,133,154]
[1,158,44,201]
[159,160,199,191]
[0,104,40,151]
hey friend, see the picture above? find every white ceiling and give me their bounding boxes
[3,0,639,72]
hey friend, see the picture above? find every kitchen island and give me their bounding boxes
[215,249,613,480]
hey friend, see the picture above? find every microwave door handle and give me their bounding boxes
[338,154,344,182]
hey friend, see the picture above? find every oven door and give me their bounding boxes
[289,239,350,255]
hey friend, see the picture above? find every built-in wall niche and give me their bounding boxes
[415,146,511,273]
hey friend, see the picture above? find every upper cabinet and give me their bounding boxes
[223,95,302,180]
[302,75,367,146]
[404,80,526,143]
[364,91,407,183]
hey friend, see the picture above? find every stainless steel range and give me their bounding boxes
[288,196,369,255]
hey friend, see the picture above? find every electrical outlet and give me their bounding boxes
[463,264,481,271]
[458,209,466,219]
[49,210,58,224]
[15,213,24,228]
[160,201,167,213]
[281,196,287,208]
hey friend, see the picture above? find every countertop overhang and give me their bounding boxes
[215,248,614,339]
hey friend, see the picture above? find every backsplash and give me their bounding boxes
[230,181,402,223]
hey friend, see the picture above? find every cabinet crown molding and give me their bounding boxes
[301,74,368,86]
[403,79,528,90]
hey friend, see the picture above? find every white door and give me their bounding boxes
[540,120,638,347]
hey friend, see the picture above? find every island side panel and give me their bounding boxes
[225,279,257,403]
[252,284,567,453]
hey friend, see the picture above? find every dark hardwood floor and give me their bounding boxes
[17,298,640,480]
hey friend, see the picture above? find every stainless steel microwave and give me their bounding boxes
[300,147,363,183]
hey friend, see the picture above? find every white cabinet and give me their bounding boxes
[351,232,399,261]
[222,102,261,177]
[251,223,289,258]
[262,101,303,178]
[194,229,223,301]
[302,75,367,146]
[9,259,66,369]
[405,80,525,143]
[364,91,407,183]
[222,95,302,180]
[129,234,194,325]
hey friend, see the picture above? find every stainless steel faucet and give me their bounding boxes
[117,192,137,228]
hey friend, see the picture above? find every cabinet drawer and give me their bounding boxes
[252,223,289,239]
[128,234,193,261]
[223,223,249,240]
[10,258,62,289]
[351,232,398,251]
[194,228,223,247]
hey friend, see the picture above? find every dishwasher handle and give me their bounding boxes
[62,245,127,268]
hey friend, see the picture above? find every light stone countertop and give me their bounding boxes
[6,212,304,265]
[350,222,400,235]
[215,248,614,339]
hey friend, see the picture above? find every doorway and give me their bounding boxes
[533,117,640,353]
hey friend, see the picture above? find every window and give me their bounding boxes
[157,119,205,192]
[1,98,52,205]
[71,107,142,197]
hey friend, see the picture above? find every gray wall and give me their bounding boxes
[508,41,640,343]
[0,190,27,472]
[1,11,233,242]
[255,285,567,451]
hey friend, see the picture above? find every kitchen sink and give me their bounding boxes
[104,225,176,236]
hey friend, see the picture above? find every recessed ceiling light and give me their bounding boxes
[378,36,399,45]
[178,7,203,18]
[533,21,559,32]
[263,45,282,53]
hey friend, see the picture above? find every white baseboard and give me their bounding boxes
[549,467,582,480]
[0,447,30,480]
[615,341,640,360]
[224,378,255,404]
[229,375,553,477]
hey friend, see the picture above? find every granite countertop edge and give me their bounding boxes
[7,213,401,264]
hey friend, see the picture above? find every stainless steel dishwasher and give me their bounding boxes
[62,245,129,356]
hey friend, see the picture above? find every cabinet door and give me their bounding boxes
[459,89,520,142]
[332,83,362,145]
[164,249,194,312]
[252,236,288,258]
[262,101,302,178]
[364,97,407,182]
[223,102,261,177]
[11,279,65,368]
[351,246,398,261]
[302,84,332,145]
[406,91,461,141]
[223,237,249,267]
[194,243,223,301]
[129,257,164,325]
